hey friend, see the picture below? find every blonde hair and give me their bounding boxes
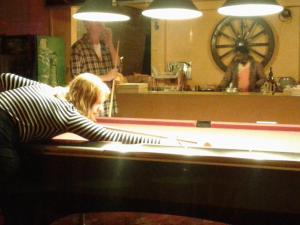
[66,73,110,120]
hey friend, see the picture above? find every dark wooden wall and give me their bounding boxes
[108,7,151,76]
[0,0,50,35]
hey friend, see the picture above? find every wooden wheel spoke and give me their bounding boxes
[216,44,236,48]
[250,48,265,58]
[220,49,234,59]
[248,43,269,47]
[229,23,238,37]
[241,19,245,38]
[249,30,265,41]
[245,21,257,40]
[219,31,235,41]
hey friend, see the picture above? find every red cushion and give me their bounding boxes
[51,212,228,225]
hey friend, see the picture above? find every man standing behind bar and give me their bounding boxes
[71,21,122,116]
[218,46,266,92]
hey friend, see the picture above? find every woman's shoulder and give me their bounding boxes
[72,34,90,48]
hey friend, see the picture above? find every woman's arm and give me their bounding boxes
[0,73,39,91]
[66,111,161,144]
[99,69,123,82]
[102,27,119,68]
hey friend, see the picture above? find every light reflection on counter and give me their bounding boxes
[95,142,300,163]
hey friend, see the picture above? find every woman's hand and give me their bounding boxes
[160,137,181,146]
[115,73,127,84]
[160,135,201,147]
[100,69,118,81]
[100,69,126,83]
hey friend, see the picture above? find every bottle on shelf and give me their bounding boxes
[268,67,277,94]
[261,67,277,94]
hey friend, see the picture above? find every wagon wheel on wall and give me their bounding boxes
[211,17,275,72]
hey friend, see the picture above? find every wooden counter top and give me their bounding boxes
[116,91,300,124]
[121,90,295,97]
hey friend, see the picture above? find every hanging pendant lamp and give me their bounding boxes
[73,0,130,22]
[218,0,283,17]
[142,0,202,20]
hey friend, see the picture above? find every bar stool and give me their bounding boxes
[50,212,228,225]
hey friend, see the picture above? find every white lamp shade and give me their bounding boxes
[73,0,130,22]
[218,0,283,17]
[142,0,202,20]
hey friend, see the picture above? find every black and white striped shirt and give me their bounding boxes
[0,73,160,144]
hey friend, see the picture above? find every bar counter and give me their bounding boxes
[116,91,300,124]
